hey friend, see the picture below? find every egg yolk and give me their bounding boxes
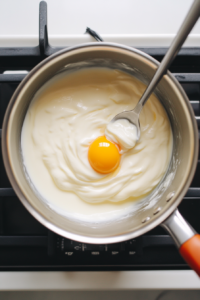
[88,136,121,174]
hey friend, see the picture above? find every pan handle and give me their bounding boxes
[161,209,200,276]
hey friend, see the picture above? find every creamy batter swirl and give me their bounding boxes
[21,68,172,204]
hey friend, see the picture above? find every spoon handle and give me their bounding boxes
[133,0,200,115]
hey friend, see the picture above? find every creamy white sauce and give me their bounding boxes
[21,68,172,214]
[105,119,138,152]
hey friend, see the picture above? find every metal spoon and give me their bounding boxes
[110,0,200,142]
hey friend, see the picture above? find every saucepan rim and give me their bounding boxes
[1,42,199,244]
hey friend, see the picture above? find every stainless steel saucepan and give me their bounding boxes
[2,43,200,275]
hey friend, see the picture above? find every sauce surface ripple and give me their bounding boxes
[21,68,172,218]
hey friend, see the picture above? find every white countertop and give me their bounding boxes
[0,0,199,47]
[0,0,200,291]
[0,271,199,290]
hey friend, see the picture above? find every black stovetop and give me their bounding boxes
[0,1,200,271]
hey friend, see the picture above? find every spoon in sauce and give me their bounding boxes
[109,0,200,145]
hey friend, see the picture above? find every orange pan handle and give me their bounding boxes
[161,209,200,276]
[180,235,200,276]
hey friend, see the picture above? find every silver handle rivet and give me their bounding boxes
[153,207,161,215]
[166,192,175,202]
[142,216,150,223]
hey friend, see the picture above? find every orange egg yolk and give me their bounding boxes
[88,136,121,174]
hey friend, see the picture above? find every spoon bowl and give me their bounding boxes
[111,110,141,142]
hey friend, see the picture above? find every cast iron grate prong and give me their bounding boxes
[85,27,104,42]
